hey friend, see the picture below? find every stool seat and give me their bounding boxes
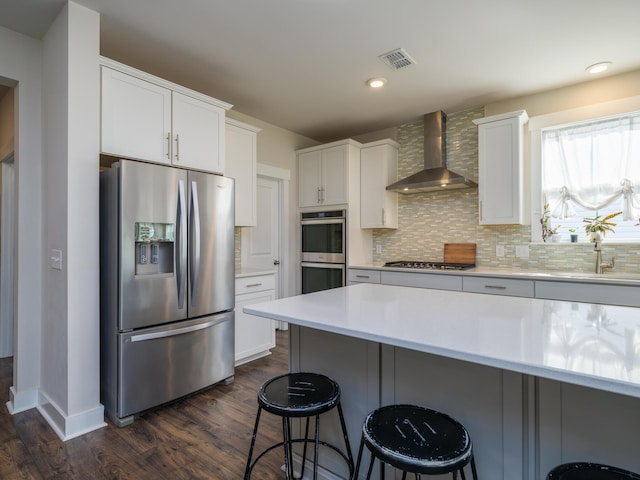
[354,404,478,479]
[245,372,354,480]
[547,462,640,479]
[258,372,340,417]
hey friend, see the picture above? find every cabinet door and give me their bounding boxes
[172,92,225,174]
[226,122,257,226]
[298,150,323,207]
[475,111,527,225]
[321,145,348,205]
[235,289,276,365]
[361,143,398,228]
[101,67,172,164]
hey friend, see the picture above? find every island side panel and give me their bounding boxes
[383,346,528,480]
[538,378,640,477]
[290,325,380,479]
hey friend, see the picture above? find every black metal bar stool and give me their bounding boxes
[547,462,640,479]
[353,404,478,480]
[244,372,354,480]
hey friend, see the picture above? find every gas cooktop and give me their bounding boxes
[383,261,475,270]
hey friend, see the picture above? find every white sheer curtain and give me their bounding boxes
[542,112,640,221]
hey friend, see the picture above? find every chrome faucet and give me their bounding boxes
[593,235,615,274]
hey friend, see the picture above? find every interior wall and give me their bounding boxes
[41,1,103,438]
[0,25,44,413]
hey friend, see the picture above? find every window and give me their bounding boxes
[539,110,640,242]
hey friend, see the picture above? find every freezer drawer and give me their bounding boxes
[117,311,234,419]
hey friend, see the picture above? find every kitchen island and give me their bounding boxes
[245,283,640,480]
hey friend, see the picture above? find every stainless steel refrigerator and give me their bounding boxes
[100,159,235,426]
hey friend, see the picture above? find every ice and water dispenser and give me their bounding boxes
[134,222,175,276]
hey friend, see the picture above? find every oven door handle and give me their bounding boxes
[301,218,345,226]
[301,262,346,270]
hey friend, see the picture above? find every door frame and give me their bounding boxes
[0,154,15,358]
[242,163,291,300]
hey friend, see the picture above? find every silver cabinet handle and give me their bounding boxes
[356,275,370,279]
[317,187,321,204]
[245,283,263,288]
[176,179,187,309]
[484,285,507,290]
[175,133,180,161]
[166,133,171,159]
[382,208,385,226]
[190,180,201,305]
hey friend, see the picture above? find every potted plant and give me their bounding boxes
[583,211,622,243]
[568,228,578,243]
[540,203,560,242]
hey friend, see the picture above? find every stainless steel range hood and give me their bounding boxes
[386,111,478,193]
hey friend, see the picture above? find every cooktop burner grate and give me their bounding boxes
[383,261,475,270]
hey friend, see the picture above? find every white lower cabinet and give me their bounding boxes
[535,280,640,307]
[463,276,534,298]
[347,268,381,285]
[234,273,276,365]
[381,271,462,291]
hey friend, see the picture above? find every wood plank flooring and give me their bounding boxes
[0,330,289,479]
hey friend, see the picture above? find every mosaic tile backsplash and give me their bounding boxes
[371,107,640,275]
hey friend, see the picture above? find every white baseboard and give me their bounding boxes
[6,385,38,414]
[36,390,106,441]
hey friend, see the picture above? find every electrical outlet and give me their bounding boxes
[496,245,505,257]
[515,245,530,258]
[376,244,382,254]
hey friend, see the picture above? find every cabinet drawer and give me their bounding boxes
[535,281,640,307]
[381,271,462,291]
[235,274,276,294]
[463,276,534,298]
[348,269,381,284]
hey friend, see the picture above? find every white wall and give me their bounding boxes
[0,25,44,414]
[40,1,104,439]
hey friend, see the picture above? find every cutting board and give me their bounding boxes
[444,243,476,264]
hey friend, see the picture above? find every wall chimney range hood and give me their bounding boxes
[386,111,478,193]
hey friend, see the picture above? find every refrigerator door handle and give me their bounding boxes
[190,180,201,306]
[176,179,187,309]
[129,316,229,343]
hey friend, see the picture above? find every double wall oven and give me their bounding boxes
[300,210,345,294]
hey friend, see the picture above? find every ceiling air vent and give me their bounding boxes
[378,48,417,71]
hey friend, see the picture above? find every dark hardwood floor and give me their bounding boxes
[0,330,289,479]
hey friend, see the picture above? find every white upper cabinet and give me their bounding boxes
[171,92,226,173]
[225,118,260,226]
[297,140,361,207]
[100,59,231,174]
[473,110,528,225]
[360,139,398,229]
[101,67,172,165]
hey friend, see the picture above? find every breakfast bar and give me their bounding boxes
[245,283,640,480]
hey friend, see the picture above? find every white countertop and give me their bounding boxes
[245,283,640,398]
[349,263,640,286]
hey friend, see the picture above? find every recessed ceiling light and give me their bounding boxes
[367,77,387,88]
[585,61,612,74]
